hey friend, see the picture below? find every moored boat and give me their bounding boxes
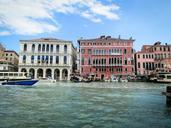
[110,75,119,82]
[156,73,171,83]
[1,79,39,86]
[0,72,38,86]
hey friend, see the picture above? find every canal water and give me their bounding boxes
[0,82,171,128]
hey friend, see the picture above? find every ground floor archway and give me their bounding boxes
[54,69,60,80]
[46,68,52,78]
[37,68,43,78]
[29,68,35,79]
[62,69,68,80]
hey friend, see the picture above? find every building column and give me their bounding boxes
[34,69,37,79]
[51,68,54,80]
[68,69,71,81]
[43,68,46,78]
[60,68,63,80]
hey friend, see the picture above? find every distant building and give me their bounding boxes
[0,43,5,60]
[78,35,135,80]
[135,42,171,75]
[19,38,77,80]
[0,44,19,72]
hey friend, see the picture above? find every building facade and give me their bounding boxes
[19,38,77,80]
[78,35,135,80]
[135,42,171,75]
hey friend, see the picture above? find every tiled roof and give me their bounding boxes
[78,35,135,43]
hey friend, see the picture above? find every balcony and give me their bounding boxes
[92,64,123,67]
[19,63,70,67]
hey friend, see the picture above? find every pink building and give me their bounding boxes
[135,42,171,75]
[78,35,135,80]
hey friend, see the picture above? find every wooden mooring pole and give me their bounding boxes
[162,86,171,106]
[166,86,171,106]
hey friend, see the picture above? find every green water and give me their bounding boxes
[0,82,171,128]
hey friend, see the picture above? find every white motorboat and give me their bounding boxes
[157,73,171,83]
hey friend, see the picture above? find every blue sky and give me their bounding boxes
[0,0,171,52]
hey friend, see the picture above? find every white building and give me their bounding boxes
[19,38,77,80]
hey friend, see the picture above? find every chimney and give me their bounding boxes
[100,35,105,39]
[154,41,161,46]
[118,35,121,39]
[106,36,111,39]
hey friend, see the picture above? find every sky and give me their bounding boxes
[0,0,171,52]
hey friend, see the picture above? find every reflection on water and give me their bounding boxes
[0,82,171,128]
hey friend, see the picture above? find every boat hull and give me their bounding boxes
[1,80,39,86]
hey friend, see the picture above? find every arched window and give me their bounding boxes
[124,58,127,65]
[38,44,41,52]
[64,45,67,53]
[88,58,91,65]
[37,55,40,64]
[64,56,67,64]
[117,58,119,64]
[42,55,45,63]
[23,44,27,51]
[124,49,127,54]
[109,58,111,64]
[42,44,45,52]
[120,58,122,64]
[23,55,26,63]
[56,45,59,53]
[31,55,34,64]
[50,44,53,52]
[32,44,35,52]
[81,57,84,65]
[50,56,53,64]
[114,58,117,64]
[46,44,49,52]
[46,56,49,64]
[56,56,59,64]
[120,49,122,54]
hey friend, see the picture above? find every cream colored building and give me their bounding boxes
[19,38,77,80]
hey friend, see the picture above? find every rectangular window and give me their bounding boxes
[143,55,145,58]
[64,56,67,64]
[81,49,85,54]
[143,62,145,68]
[138,55,140,58]
[124,59,127,65]
[88,58,91,65]
[138,62,140,68]
[88,49,92,54]
[56,56,59,64]
[50,56,53,64]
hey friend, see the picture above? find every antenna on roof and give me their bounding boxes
[118,35,121,39]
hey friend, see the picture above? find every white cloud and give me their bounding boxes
[81,11,101,23]
[0,0,120,36]
[0,31,11,36]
